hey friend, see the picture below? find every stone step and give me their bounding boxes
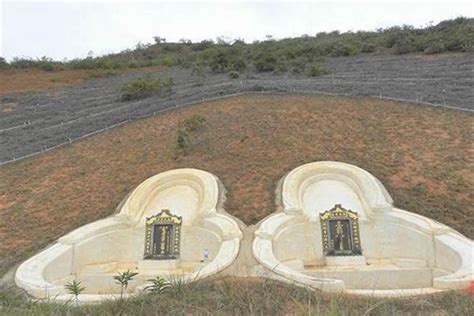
[304,267,449,290]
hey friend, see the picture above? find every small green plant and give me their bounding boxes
[163,77,174,92]
[176,129,190,150]
[144,276,170,294]
[228,71,240,79]
[306,63,329,77]
[191,62,204,77]
[64,279,85,306]
[114,270,138,299]
[120,77,174,101]
[176,115,206,152]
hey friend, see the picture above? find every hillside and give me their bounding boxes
[2,17,473,72]
[1,94,472,276]
[0,17,473,315]
[1,53,472,165]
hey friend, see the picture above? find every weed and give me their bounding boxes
[176,115,206,152]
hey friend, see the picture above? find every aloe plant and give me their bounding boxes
[114,270,138,299]
[144,276,170,294]
[64,279,85,306]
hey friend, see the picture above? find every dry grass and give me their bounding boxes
[1,277,473,315]
[0,66,164,94]
[0,94,473,276]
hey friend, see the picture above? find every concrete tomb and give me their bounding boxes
[253,161,473,296]
[15,168,243,301]
[14,162,473,300]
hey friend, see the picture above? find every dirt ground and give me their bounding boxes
[0,68,94,94]
[1,53,472,163]
[0,66,164,95]
[0,94,472,276]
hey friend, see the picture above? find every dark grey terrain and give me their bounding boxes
[0,53,473,163]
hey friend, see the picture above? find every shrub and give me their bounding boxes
[329,41,360,56]
[176,115,206,152]
[120,77,174,101]
[228,71,239,79]
[254,53,278,72]
[424,41,447,54]
[192,39,214,51]
[191,62,204,77]
[230,58,247,71]
[0,57,9,69]
[306,63,329,77]
[209,48,230,73]
[361,42,377,53]
[290,57,309,75]
[392,35,417,54]
[159,57,175,67]
[179,114,206,132]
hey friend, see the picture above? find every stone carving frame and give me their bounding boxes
[144,209,182,260]
[320,204,362,256]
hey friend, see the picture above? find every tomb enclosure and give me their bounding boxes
[15,169,243,301]
[253,161,473,296]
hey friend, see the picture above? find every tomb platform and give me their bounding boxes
[253,161,473,295]
[15,169,243,301]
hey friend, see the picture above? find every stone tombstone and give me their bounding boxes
[319,204,362,256]
[144,209,182,259]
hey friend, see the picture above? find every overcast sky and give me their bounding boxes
[1,0,472,61]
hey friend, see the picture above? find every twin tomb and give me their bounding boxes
[15,162,473,301]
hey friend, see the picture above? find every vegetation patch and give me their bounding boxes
[306,62,330,77]
[120,77,174,101]
[0,278,473,315]
[1,18,472,75]
[176,114,207,153]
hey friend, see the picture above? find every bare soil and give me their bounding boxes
[0,94,472,276]
[0,68,94,94]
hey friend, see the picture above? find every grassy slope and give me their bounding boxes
[0,94,473,314]
[1,94,473,276]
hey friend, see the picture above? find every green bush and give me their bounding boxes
[230,57,247,71]
[254,53,279,72]
[424,41,447,54]
[228,71,240,79]
[120,77,174,101]
[0,57,8,69]
[179,114,206,132]
[209,48,230,73]
[306,63,329,77]
[176,115,206,152]
[159,56,175,67]
[191,62,204,77]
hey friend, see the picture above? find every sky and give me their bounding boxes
[1,0,473,61]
